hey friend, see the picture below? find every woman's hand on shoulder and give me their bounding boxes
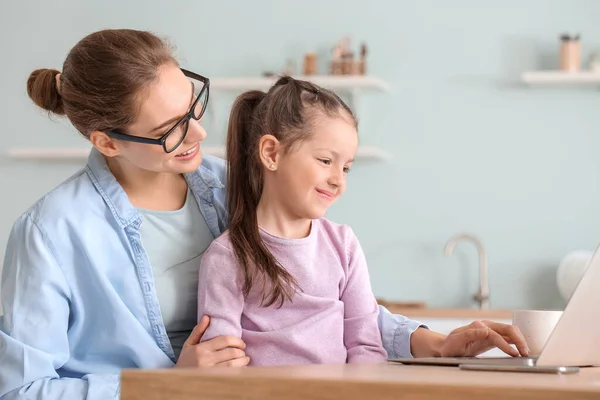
[175,316,250,368]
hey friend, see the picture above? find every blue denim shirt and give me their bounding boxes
[0,148,424,400]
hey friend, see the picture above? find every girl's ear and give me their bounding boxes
[258,134,281,171]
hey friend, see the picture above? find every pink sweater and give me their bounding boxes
[197,218,387,366]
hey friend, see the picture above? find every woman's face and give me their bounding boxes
[97,63,208,175]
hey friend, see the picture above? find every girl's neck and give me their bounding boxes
[256,195,311,239]
[106,157,188,211]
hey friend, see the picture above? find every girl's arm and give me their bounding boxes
[197,240,244,343]
[341,228,389,363]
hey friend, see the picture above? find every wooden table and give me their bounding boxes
[120,362,600,400]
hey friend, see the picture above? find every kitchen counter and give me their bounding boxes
[120,362,600,400]
[377,300,514,319]
[385,306,513,319]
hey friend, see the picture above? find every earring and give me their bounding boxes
[269,164,275,170]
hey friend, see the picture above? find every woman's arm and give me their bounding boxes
[376,305,429,359]
[0,214,119,400]
[377,302,529,359]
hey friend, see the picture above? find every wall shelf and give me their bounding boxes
[7,146,391,162]
[210,75,390,92]
[522,70,600,85]
[7,76,392,164]
[207,75,390,117]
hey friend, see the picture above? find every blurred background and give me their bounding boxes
[2,0,600,313]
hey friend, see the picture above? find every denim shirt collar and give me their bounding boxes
[85,148,224,228]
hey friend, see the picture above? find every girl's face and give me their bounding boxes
[268,114,358,220]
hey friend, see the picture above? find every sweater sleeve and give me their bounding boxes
[340,228,388,363]
[197,240,244,342]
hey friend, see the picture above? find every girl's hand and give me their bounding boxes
[175,316,250,368]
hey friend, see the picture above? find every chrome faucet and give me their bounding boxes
[444,233,490,309]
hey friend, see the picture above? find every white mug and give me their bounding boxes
[512,310,563,356]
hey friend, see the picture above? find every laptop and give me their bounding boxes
[389,241,600,370]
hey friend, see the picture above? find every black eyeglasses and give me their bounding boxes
[105,68,210,153]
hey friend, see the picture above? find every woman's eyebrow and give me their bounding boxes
[149,81,195,134]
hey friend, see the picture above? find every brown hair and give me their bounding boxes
[26,29,176,137]
[226,76,357,307]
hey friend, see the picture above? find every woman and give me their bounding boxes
[0,29,527,400]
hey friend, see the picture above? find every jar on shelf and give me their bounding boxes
[559,33,581,72]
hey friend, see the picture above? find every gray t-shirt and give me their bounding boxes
[138,188,215,358]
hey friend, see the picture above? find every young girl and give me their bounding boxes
[197,76,388,366]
